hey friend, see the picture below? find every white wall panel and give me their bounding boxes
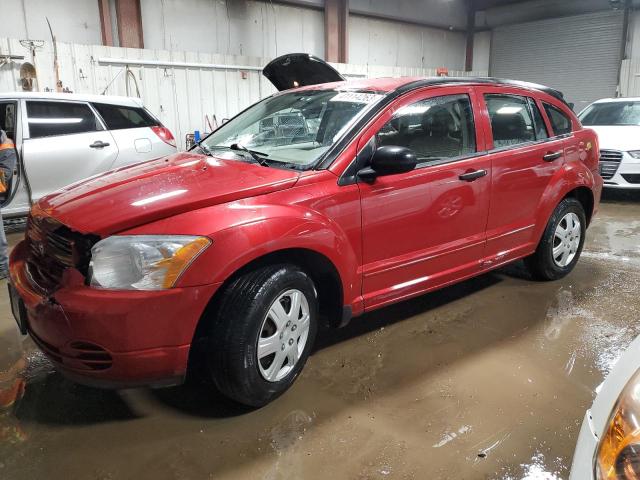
[0,37,486,150]
[1,0,102,45]
[348,15,467,70]
[349,0,468,29]
[472,31,491,74]
[140,0,325,59]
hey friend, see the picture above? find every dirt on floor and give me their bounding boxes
[1,190,640,480]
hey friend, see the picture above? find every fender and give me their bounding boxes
[532,159,596,244]
[125,200,361,309]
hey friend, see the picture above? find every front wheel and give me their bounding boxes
[524,197,586,281]
[206,264,318,407]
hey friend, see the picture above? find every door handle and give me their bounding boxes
[459,169,487,182]
[89,141,110,149]
[543,151,562,162]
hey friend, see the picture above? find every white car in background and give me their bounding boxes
[0,92,176,219]
[579,98,640,189]
[570,334,640,479]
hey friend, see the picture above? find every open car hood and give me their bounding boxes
[37,152,300,236]
[263,53,345,91]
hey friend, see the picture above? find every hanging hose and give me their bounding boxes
[125,66,141,98]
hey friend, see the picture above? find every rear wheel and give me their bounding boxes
[206,264,318,407]
[524,198,586,281]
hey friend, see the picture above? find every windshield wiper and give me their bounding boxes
[198,142,212,156]
[229,143,270,166]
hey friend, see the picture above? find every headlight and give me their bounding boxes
[627,151,640,159]
[597,368,640,479]
[88,235,210,290]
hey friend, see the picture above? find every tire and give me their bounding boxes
[207,264,318,407]
[524,198,586,281]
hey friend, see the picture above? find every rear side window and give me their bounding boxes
[27,101,100,139]
[376,93,476,163]
[528,99,549,140]
[93,103,158,130]
[485,94,536,148]
[543,103,573,136]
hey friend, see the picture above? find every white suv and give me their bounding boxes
[0,93,177,218]
[579,97,640,189]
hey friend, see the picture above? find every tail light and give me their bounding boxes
[151,125,176,148]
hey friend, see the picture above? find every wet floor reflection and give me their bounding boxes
[0,195,639,479]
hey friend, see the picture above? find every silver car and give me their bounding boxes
[0,92,177,219]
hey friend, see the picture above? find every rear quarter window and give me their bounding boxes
[543,103,573,136]
[93,103,158,131]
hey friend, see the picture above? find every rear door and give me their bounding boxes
[478,88,566,267]
[22,100,118,201]
[357,86,491,310]
[91,102,175,165]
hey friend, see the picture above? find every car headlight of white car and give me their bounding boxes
[627,150,640,159]
[88,235,210,290]
[596,367,640,479]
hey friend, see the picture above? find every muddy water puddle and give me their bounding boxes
[1,197,640,479]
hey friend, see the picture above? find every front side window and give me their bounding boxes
[579,101,640,127]
[93,103,158,130]
[200,89,383,169]
[27,101,100,139]
[375,94,476,164]
[543,103,573,136]
[485,94,537,148]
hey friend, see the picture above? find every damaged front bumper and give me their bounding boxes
[9,240,219,389]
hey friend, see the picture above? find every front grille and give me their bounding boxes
[25,214,96,293]
[622,174,640,184]
[599,150,623,180]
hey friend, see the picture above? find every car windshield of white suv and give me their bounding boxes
[198,89,384,169]
[579,101,640,126]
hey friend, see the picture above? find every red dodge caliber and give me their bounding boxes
[9,54,602,406]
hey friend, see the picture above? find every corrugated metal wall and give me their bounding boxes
[0,37,487,149]
[490,11,624,112]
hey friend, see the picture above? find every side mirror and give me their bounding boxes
[357,145,418,182]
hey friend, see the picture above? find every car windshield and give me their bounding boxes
[199,89,384,169]
[579,101,640,126]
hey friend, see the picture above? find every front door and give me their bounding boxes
[477,88,566,266]
[357,87,491,310]
[22,100,118,202]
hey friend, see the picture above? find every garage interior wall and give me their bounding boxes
[490,10,624,112]
[0,36,486,150]
[140,0,326,59]
[0,0,103,45]
[348,14,467,70]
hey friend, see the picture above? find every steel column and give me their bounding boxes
[98,0,114,47]
[115,0,144,49]
[465,0,476,71]
[325,0,348,63]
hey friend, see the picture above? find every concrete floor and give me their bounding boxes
[1,191,640,479]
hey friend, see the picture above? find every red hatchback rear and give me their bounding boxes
[9,54,602,407]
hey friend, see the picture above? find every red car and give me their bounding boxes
[9,54,602,407]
